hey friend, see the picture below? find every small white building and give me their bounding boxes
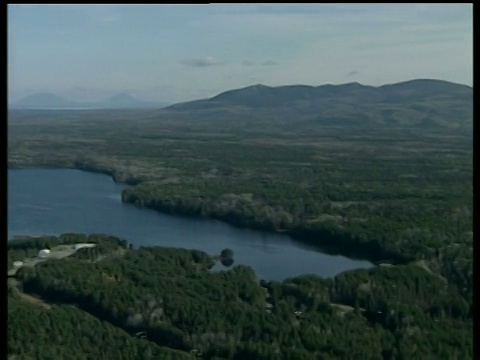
[13,261,23,268]
[38,249,51,258]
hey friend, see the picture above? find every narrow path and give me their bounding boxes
[413,260,448,284]
[17,291,52,310]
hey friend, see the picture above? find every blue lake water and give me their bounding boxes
[8,168,374,280]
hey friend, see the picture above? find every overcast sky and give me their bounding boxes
[8,4,473,103]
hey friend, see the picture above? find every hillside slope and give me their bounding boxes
[164,79,472,128]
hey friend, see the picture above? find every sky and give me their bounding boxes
[8,4,473,104]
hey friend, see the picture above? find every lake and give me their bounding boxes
[8,169,374,280]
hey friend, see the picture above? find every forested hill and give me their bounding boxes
[164,79,472,128]
[8,235,473,359]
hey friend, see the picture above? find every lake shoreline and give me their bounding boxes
[8,164,407,267]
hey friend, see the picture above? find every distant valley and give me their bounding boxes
[9,92,170,110]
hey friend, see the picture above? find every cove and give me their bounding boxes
[8,169,374,280]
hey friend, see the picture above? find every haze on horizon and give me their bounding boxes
[8,4,472,104]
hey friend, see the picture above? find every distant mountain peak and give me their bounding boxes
[250,83,269,89]
[343,81,364,87]
[11,93,79,109]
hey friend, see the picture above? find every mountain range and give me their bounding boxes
[163,79,472,128]
[9,93,168,110]
[9,79,472,128]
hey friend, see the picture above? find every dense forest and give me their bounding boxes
[8,110,473,276]
[8,234,473,359]
[7,104,473,358]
